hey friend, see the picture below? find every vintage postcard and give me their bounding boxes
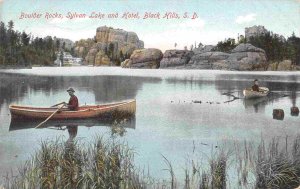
[0,0,300,188]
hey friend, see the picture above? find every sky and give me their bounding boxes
[0,0,299,51]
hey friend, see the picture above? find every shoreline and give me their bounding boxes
[1,67,300,84]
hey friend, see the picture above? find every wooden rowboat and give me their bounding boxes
[243,87,269,99]
[9,99,136,120]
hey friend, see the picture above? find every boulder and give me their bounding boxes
[74,39,96,59]
[96,26,143,48]
[96,26,110,43]
[74,26,144,65]
[160,50,194,68]
[127,48,163,69]
[121,59,132,68]
[129,61,160,69]
[267,62,278,71]
[188,52,230,69]
[85,48,98,65]
[95,51,110,66]
[277,60,292,71]
[228,43,267,70]
[212,60,230,70]
[245,25,268,40]
[231,43,266,53]
[172,43,268,70]
[193,45,215,54]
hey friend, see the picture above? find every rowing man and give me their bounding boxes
[65,87,79,111]
[252,79,259,92]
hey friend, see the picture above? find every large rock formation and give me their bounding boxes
[74,39,95,59]
[228,43,267,70]
[165,43,268,71]
[188,52,230,69]
[74,26,144,66]
[95,51,110,66]
[160,50,194,68]
[193,45,215,54]
[245,25,268,40]
[121,48,163,69]
[245,25,285,42]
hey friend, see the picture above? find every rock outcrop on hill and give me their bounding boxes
[228,43,267,70]
[245,25,285,42]
[160,50,194,68]
[188,51,230,69]
[74,26,144,66]
[121,48,163,69]
[159,43,268,71]
[74,39,95,59]
[245,25,268,40]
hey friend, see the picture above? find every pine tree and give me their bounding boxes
[21,31,30,46]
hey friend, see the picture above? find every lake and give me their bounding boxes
[0,67,300,185]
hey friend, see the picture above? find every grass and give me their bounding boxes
[3,136,148,189]
[2,131,300,189]
[254,137,300,189]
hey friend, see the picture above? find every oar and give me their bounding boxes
[35,105,65,129]
[50,102,66,108]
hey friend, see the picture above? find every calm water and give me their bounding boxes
[0,67,300,183]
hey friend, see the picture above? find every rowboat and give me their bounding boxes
[9,99,136,120]
[243,87,269,99]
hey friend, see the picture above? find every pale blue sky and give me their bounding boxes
[0,0,299,50]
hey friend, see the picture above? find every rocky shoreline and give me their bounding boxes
[121,43,299,71]
[70,26,299,71]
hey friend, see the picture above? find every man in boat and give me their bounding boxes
[65,87,79,111]
[252,79,259,92]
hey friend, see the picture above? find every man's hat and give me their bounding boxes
[67,87,75,92]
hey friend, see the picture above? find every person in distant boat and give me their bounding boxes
[65,87,79,111]
[252,79,260,92]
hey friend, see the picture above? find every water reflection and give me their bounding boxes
[1,70,300,183]
[66,125,78,142]
[0,73,162,108]
[9,117,136,132]
[166,74,299,114]
[243,97,268,113]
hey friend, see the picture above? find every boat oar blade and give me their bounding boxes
[35,105,65,129]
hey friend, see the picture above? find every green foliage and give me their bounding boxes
[4,136,148,189]
[4,134,300,188]
[247,31,300,65]
[286,32,300,65]
[0,20,56,67]
[214,38,237,53]
[214,32,300,66]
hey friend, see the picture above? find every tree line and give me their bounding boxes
[0,20,68,67]
[213,32,300,65]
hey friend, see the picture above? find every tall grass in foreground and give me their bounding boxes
[4,136,148,189]
[3,135,300,189]
[254,136,300,189]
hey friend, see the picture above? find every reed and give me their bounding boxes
[254,137,300,189]
[3,134,300,189]
[3,136,149,189]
